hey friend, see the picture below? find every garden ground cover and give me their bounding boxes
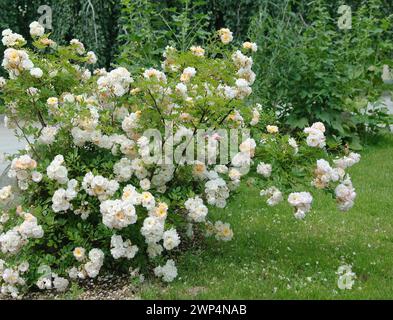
[138,135,393,299]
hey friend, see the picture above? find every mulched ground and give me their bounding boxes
[21,274,141,300]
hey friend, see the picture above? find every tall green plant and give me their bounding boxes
[116,0,210,72]
[249,0,393,148]
[0,0,120,70]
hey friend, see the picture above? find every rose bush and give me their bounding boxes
[0,22,360,298]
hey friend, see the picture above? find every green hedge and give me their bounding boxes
[2,0,393,71]
[0,0,121,72]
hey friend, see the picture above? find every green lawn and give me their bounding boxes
[140,135,393,300]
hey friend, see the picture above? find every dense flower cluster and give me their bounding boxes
[0,22,361,298]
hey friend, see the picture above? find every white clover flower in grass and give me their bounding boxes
[100,200,137,230]
[163,228,181,250]
[154,259,178,282]
[257,162,272,178]
[29,21,45,38]
[218,28,233,44]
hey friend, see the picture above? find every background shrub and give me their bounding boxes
[248,0,393,147]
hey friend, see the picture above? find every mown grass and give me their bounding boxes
[140,135,393,300]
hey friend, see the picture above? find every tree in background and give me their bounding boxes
[116,0,210,72]
[0,0,121,71]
